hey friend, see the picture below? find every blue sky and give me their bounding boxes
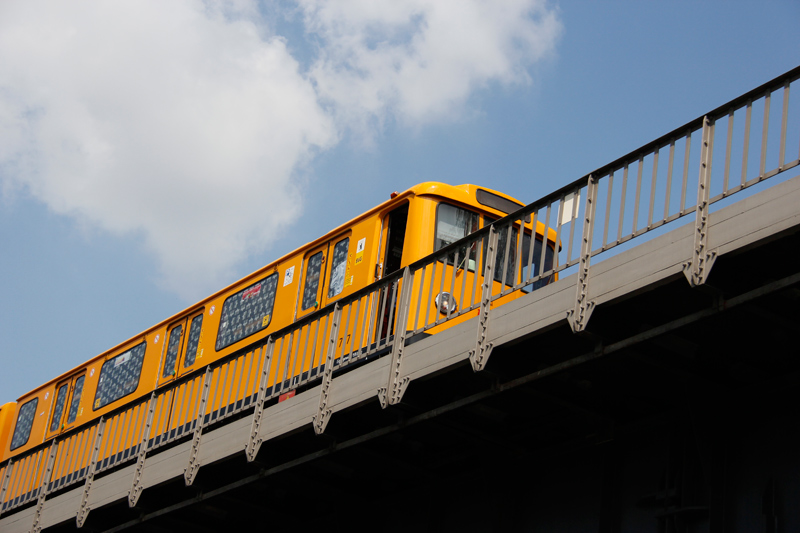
[0,0,798,403]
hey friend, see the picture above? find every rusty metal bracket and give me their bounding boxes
[567,176,598,333]
[378,268,414,408]
[469,226,498,372]
[685,116,719,287]
[77,417,105,528]
[30,439,58,533]
[184,367,213,486]
[128,392,156,508]
[314,306,341,433]
[245,340,274,460]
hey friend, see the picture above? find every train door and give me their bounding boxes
[45,372,86,438]
[158,310,204,386]
[297,243,329,320]
[376,203,409,340]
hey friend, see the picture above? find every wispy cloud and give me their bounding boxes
[0,0,560,300]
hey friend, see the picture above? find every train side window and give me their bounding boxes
[9,398,38,451]
[216,274,278,351]
[435,203,479,270]
[66,375,85,424]
[162,323,183,377]
[519,233,556,292]
[93,342,146,410]
[183,314,203,368]
[49,383,70,432]
[302,252,324,310]
[328,237,350,298]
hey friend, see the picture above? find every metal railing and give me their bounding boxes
[1,65,798,521]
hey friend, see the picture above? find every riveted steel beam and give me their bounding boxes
[378,267,414,408]
[314,306,341,433]
[76,418,105,528]
[568,176,598,333]
[470,226,498,372]
[184,367,213,486]
[128,393,156,508]
[245,340,274,461]
[685,116,718,286]
[30,439,58,533]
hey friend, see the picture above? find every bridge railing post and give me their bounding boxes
[685,115,717,287]
[568,174,598,333]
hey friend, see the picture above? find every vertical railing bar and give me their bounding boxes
[19,452,37,503]
[632,156,644,234]
[500,223,513,296]
[315,314,330,370]
[779,80,790,168]
[356,296,370,356]
[232,354,247,411]
[741,100,753,186]
[602,172,614,248]
[434,255,448,325]
[470,240,480,306]
[224,358,239,412]
[513,218,525,290]
[171,382,187,436]
[647,148,659,228]
[760,90,771,178]
[9,456,24,504]
[288,326,303,385]
[221,359,234,414]
[616,164,629,243]
[664,142,675,221]
[104,415,120,465]
[52,438,68,487]
[554,196,566,272]
[0,459,12,515]
[72,429,89,481]
[280,331,295,390]
[309,316,323,372]
[210,366,223,420]
[364,291,377,354]
[423,262,436,328]
[446,249,459,319]
[539,202,552,276]
[459,245,469,312]
[566,189,580,265]
[413,265,426,330]
[385,279,399,341]
[339,301,353,360]
[118,408,134,459]
[243,349,257,406]
[680,132,692,214]
[298,317,314,374]
[723,110,734,194]
[374,285,388,346]
[525,209,538,283]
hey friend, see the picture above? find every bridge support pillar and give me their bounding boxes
[568,175,598,333]
[684,116,718,287]
[379,268,414,408]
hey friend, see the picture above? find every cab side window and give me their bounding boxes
[435,203,479,269]
[10,398,38,451]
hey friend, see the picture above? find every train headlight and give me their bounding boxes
[435,292,458,315]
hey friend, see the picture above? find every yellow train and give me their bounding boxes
[0,182,555,509]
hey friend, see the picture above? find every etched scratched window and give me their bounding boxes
[162,324,183,378]
[216,274,278,351]
[302,252,323,310]
[435,203,479,270]
[49,383,69,432]
[328,238,350,298]
[10,398,38,450]
[66,375,85,425]
[94,343,146,410]
[183,314,203,368]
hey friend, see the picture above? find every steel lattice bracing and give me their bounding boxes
[2,66,800,533]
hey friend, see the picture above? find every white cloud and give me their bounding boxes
[0,0,335,299]
[0,0,560,300]
[300,0,562,135]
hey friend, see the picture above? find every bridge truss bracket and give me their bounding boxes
[184,367,213,487]
[379,268,414,408]
[30,439,58,533]
[128,392,157,508]
[0,458,12,519]
[245,339,274,460]
[685,116,718,288]
[76,417,105,529]
[470,226,499,372]
[568,175,599,334]
[314,305,341,434]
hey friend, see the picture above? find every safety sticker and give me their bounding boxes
[283,265,295,286]
[355,238,366,265]
[262,314,271,327]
